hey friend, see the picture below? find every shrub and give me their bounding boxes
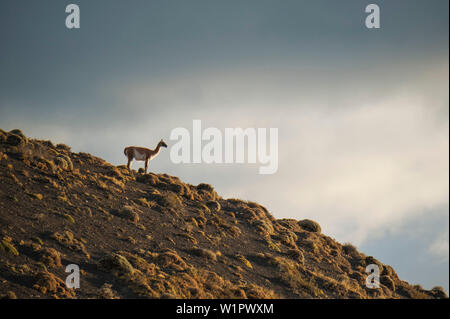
[380,275,395,291]
[236,254,253,269]
[54,155,73,171]
[277,219,303,232]
[243,284,277,299]
[44,141,57,150]
[225,225,242,237]
[99,283,119,299]
[269,256,322,297]
[197,183,214,192]
[276,230,298,248]
[136,173,159,185]
[32,193,43,200]
[50,231,90,258]
[302,239,319,254]
[118,206,140,223]
[136,197,153,208]
[266,239,282,252]
[286,249,304,264]
[32,237,44,245]
[155,250,188,272]
[206,200,221,212]
[9,129,26,138]
[189,248,217,261]
[298,219,321,233]
[33,271,74,297]
[6,131,26,146]
[252,219,274,236]
[431,286,448,298]
[342,243,359,256]
[2,291,17,299]
[163,193,183,208]
[0,238,19,256]
[365,256,383,273]
[62,213,75,224]
[56,143,71,152]
[196,183,218,200]
[39,248,62,268]
[99,253,135,276]
[0,131,6,144]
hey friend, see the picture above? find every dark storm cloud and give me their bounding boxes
[0,0,448,119]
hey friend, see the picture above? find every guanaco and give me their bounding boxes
[124,139,168,174]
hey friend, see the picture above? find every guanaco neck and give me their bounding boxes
[154,142,163,154]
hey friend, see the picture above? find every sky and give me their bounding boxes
[0,0,448,292]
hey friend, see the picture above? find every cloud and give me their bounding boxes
[237,103,448,246]
[102,60,448,255]
[429,231,450,262]
[128,59,448,249]
[275,99,448,245]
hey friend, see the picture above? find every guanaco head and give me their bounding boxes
[159,139,168,148]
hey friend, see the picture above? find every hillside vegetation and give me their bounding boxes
[0,128,447,299]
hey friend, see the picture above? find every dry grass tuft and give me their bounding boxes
[236,254,253,269]
[0,237,19,256]
[33,271,75,298]
[39,247,62,268]
[206,200,221,212]
[50,231,90,259]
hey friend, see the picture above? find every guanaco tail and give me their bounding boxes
[124,139,168,174]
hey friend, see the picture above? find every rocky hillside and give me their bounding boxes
[0,128,447,299]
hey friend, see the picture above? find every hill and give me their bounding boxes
[0,128,447,299]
